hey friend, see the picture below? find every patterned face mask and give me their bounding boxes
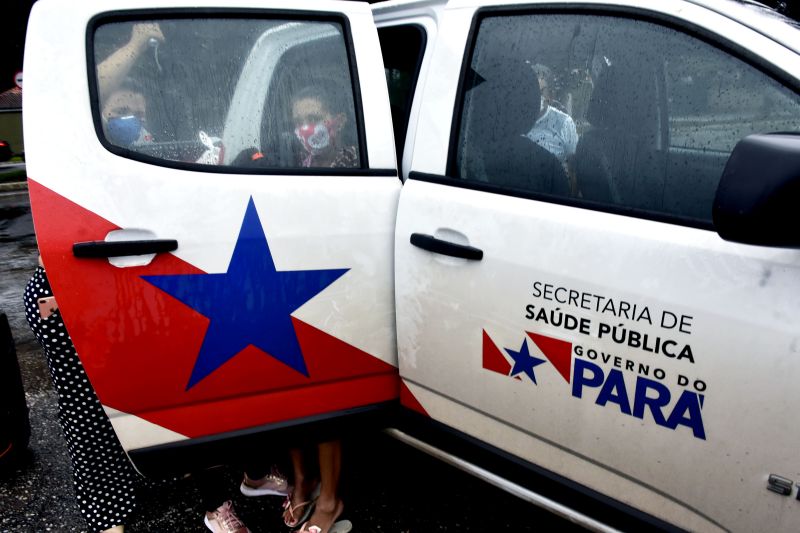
[294,117,340,156]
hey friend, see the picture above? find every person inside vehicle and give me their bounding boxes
[291,84,359,169]
[231,81,360,171]
[101,84,154,147]
[525,63,579,172]
[468,62,569,196]
[94,22,164,149]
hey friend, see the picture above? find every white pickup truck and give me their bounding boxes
[23,0,800,531]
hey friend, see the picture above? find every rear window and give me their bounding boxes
[92,16,363,171]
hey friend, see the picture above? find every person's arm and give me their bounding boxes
[96,22,163,100]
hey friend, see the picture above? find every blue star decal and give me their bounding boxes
[142,198,348,390]
[505,340,547,384]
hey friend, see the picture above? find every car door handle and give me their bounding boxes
[410,233,483,260]
[72,239,178,258]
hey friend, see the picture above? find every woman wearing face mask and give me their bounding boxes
[101,87,153,147]
[95,22,164,149]
[291,84,359,169]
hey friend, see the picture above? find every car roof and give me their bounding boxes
[372,0,800,56]
[686,0,800,53]
[371,0,446,17]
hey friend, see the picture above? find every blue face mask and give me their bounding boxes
[107,115,143,146]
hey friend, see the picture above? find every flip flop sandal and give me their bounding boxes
[300,520,353,533]
[331,519,353,533]
[283,484,321,528]
[283,497,315,528]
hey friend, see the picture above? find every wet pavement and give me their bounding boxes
[0,188,583,532]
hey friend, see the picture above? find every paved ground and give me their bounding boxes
[0,188,584,532]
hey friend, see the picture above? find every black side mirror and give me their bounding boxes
[713,133,800,247]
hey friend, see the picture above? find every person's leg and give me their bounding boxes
[300,440,343,533]
[283,448,317,527]
[197,467,230,516]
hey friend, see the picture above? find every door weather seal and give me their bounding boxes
[383,428,622,533]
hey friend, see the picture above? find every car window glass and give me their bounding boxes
[93,18,361,170]
[455,13,800,225]
[666,51,798,153]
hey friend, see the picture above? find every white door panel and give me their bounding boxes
[397,3,800,529]
[395,178,800,532]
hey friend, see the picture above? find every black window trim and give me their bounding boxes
[444,3,800,232]
[86,8,395,177]
[377,22,428,169]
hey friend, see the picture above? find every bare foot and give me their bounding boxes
[300,498,344,533]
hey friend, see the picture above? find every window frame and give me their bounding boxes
[443,4,800,231]
[86,8,379,176]
[377,23,428,165]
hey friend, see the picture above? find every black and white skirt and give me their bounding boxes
[24,267,139,532]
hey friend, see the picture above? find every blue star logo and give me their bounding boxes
[505,340,547,384]
[142,198,348,390]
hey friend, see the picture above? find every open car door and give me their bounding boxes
[24,0,399,473]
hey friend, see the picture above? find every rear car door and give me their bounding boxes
[24,0,399,470]
[395,1,800,531]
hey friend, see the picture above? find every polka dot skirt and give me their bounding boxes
[24,267,139,532]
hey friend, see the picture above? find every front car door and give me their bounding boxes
[24,0,399,471]
[395,0,800,531]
